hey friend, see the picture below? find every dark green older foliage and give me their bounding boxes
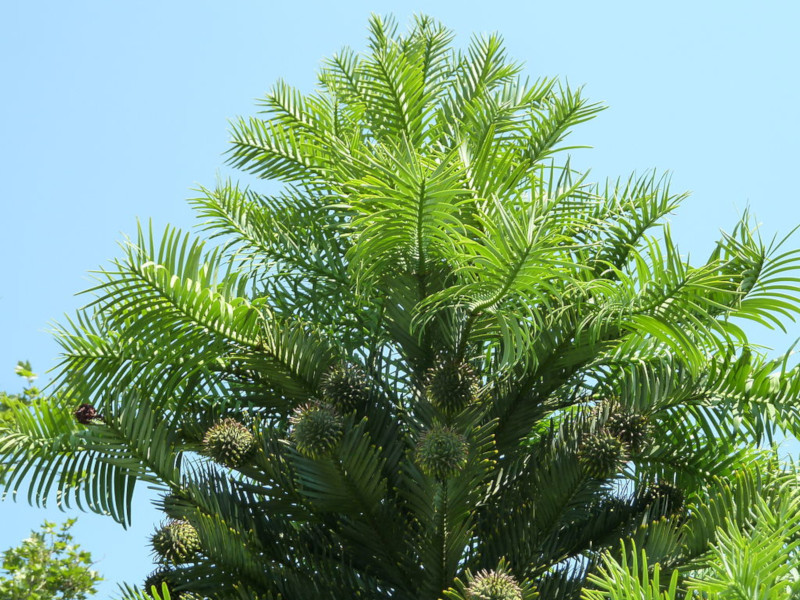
[2,14,800,600]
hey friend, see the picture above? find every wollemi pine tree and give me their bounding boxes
[2,14,800,600]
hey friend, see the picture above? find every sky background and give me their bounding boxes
[1,1,799,597]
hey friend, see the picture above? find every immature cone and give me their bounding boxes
[643,480,685,514]
[415,425,469,479]
[425,359,478,415]
[144,568,173,599]
[151,520,202,564]
[605,410,651,454]
[466,569,523,600]
[143,568,202,599]
[290,403,343,458]
[73,403,101,425]
[320,365,369,412]
[578,432,625,479]
[202,418,257,468]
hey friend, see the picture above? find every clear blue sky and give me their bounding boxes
[1,1,799,596]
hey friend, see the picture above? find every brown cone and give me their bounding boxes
[74,403,102,425]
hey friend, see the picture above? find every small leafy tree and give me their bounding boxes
[0,362,42,418]
[0,519,101,600]
[2,14,800,600]
[1,362,44,486]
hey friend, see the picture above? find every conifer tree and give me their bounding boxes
[2,15,800,600]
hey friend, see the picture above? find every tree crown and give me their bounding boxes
[2,14,800,600]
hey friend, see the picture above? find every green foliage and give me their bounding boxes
[0,362,42,485]
[1,14,799,600]
[0,361,41,419]
[583,463,800,600]
[582,542,679,600]
[0,519,101,600]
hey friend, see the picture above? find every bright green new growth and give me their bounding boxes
[290,402,344,458]
[583,542,679,600]
[150,520,202,564]
[584,471,800,599]
[202,418,257,468]
[1,12,800,600]
[415,425,470,479]
[425,359,479,415]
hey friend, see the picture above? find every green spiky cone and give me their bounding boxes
[643,480,685,514]
[151,520,202,564]
[466,569,523,600]
[605,410,651,454]
[202,418,257,468]
[415,425,469,479]
[290,402,343,458]
[425,359,479,415]
[144,568,173,599]
[320,364,369,412]
[144,568,202,599]
[578,432,625,479]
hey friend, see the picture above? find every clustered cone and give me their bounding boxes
[73,403,102,425]
[578,432,625,479]
[643,480,685,514]
[466,569,523,600]
[151,520,202,564]
[415,425,469,479]
[202,418,257,468]
[605,410,651,454]
[320,365,369,412]
[290,402,343,458]
[425,359,478,415]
